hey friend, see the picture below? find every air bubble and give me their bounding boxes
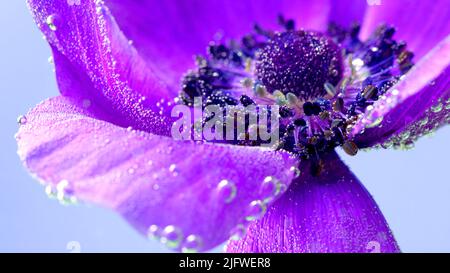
[46,14,58,31]
[419,117,429,126]
[181,235,203,253]
[217,179,237,204]
[403,141,415,150]
[289,166,301,178]
[260,176,282,203]
[431,102,443,113]
[168,164,178,176]
[147,224,161,240]
[445,101,450,110]
[17,115,27,125]
[160,225,183,249]
[45,185,57,199]
[245,200,267,221]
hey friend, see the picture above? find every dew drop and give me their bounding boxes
[245,200,267,221]
[217,179,237,204]
[46,14,58,31]
[260,176,282,203]
[181,235,203,253]
[56,179,69,192]
[17,115,27,125]
[431,102,443,113]
[45,185,57,199]
[445,102,450,110]
[160,225,183,249]
[404,141,415,150]
[289,166,301,178]
[55,179,76,205]
[147,224,161,240]
[381,140,393,149]
[168,164,178,176]
[400,131,410,141]
[419,117,429,126]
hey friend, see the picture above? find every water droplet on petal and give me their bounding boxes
[147,224,161,240]
[181,235,203,253]
[216,179,237,204]
[431,102,443,113]
[289,166,301,178]
[419,117,429,126]
[404,141,415,150]
[45,185,57,199]
[445,99,450,110]
[260,176,282,203]
[46,14,58,31]
[55,179,76,205]
[381,140,393,149]
[17,115,27,125]
[400,131,410,141]
[160,225,183,249]
[245,200,267,221]
[168,164,178,177]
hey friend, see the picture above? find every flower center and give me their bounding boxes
[175,17,415,165]
[256,31,342,100]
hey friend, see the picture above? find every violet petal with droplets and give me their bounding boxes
[17,0,450,253]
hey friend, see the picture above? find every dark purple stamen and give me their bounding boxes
[256,31,343,100]
[178,17,415,160]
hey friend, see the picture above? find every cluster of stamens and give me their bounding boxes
[179,16,414,168]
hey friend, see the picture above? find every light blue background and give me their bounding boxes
[1,1,449,253]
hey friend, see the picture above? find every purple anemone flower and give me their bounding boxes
[18,0,450,253]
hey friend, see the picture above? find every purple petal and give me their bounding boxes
[360,0,450,59]
[328,0,367,28]
[226,151,399,253]
[351,35,450,148]
[28,0,175,134]
[106,0,362,88]
[16,96,298,252]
